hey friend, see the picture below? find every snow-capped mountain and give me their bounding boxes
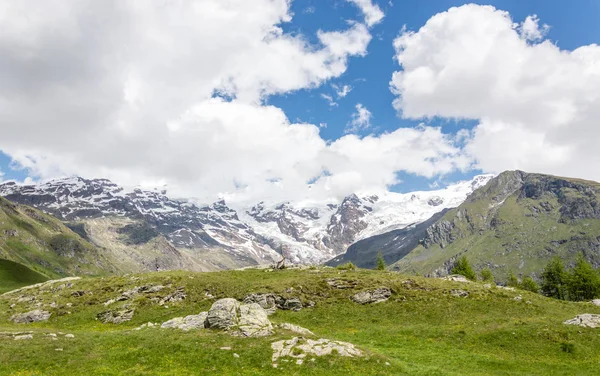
[0,178,281,270]
[239,174,494,263]
[0,174,493,269]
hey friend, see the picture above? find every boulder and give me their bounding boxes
[350,288,392,304]
[161,312,208,331]
[205,298,240,330]
[10,310,51,324]
[236,303,273,337]
[564,314,600,328]
[205,298,273,337]
[97,308,135,324]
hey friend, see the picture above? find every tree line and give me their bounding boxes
[450,254,600,301]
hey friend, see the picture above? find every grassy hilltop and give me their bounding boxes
[1,268,600,375]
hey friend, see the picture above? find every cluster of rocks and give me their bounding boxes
[326,278,360,289]
[97,307,135,324]
[271,337,362,367]
[103,284,169,307]
[350,288,392,304]
[242,293,306,314]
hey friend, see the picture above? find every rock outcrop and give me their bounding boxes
[161,312,208,331]
[10,310,51,324]
[350,288,392,304]
[271,337,362,365]
[97,308,135,324]
[564,314,600,328]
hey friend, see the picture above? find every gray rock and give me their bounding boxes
[326,279,359,289]
[10,309,51,324]
[236,303,273,337]
[591,299,600,306]
[278,323,315,336]
[442,275,470,283]
[97,308,135,324]
[205,298,273,337]
[350,288,392,304]
[450,289,469,298]
[159,287,186,306]
[14,334,33,340]
[243,293,280,315]
[282,298,303,311]
[205,298,240,330]
[161,312,208,331]
[564,314,600,328]
[271,337,362,364]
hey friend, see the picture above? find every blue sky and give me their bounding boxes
[267,0,600,192]
[1,0,600,201]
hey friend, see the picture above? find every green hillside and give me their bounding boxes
[0,196,117,279]
[392,171,600,281]
[0,259,48,294]
[1,268,600,375]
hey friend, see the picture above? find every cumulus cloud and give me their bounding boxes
[520,15,550,41]
[0,0,464,204]
[391,4,600,181]
[347,0,385,27]
[346,104,373,133]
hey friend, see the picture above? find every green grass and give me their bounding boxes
[1,268,600,375]
[0,259,48,294]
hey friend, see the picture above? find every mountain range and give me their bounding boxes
[0,174,492,273]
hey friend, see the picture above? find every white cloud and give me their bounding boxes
[346,0,384,27]
[0,0,468,205]
[320,93,338,106]
[346,104,372,133]
[520,15,549,41]
[333,84,353,98]
[391,4,600,181]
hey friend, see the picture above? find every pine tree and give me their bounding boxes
[376,252,386,271]
[450,256,476,281]
[566,254,600,301]
[540,256,567,300]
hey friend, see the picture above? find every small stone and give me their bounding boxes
[483,284,492,289]
[296,359,303,365]
[513,295,523,301]
[233,353,240,358]
[591,299,600,306]
[14,334,33,340]
[55,348,63,351]
[450,289,469,298]
[278,323,315,336]
[220,347,232,350]
[65,334,75,338]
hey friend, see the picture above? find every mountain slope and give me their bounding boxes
[0,196,116,279]
[326,209,450,268]
[390,171,600,280]
[0,178,281,271]
[0,259,48,293]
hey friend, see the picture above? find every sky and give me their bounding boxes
[1,0,600,204]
